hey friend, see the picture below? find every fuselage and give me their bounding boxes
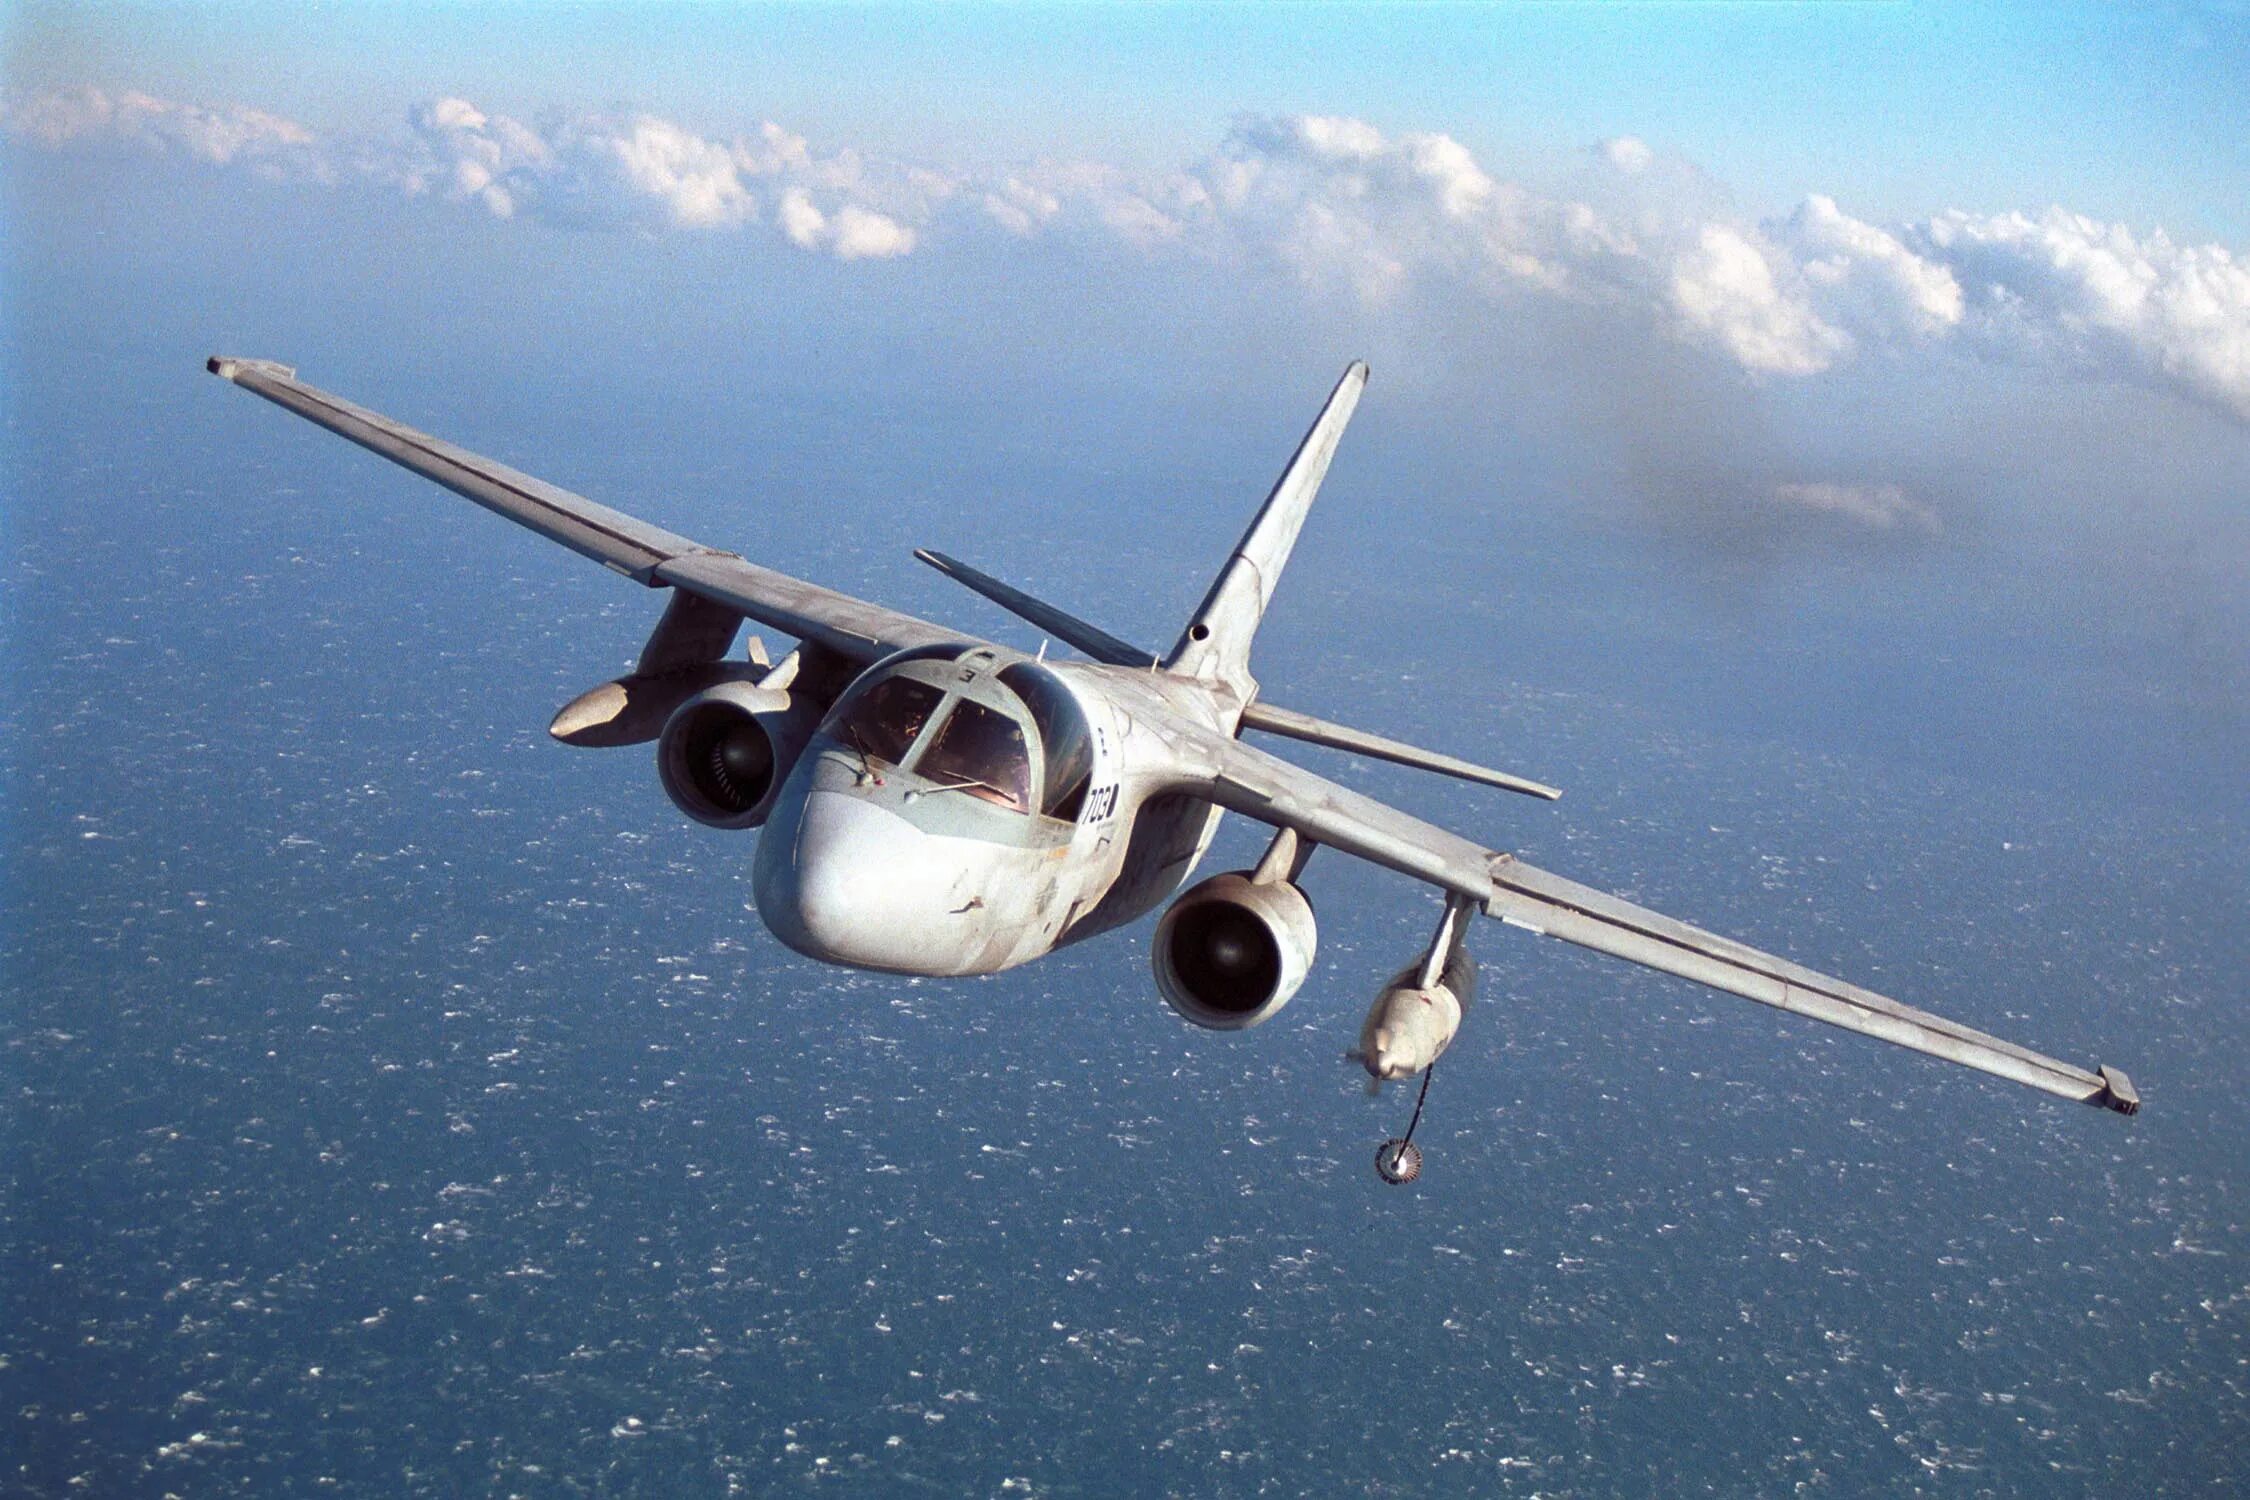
[750,642,1240,975]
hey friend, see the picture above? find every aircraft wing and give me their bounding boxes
[1171,721,2139,1113]
[206,358,967,665]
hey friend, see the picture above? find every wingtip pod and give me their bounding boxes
[2094,1064,2141,1115]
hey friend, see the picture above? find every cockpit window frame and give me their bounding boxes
[998,662,1094,823]
[827,673,948,771]
[816,646,1093,830]
[913,695,1036,813]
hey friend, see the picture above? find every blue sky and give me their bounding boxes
[9,1,2246,237]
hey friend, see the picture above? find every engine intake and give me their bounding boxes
[656,681,816,830]
[1152,871,1317,1030]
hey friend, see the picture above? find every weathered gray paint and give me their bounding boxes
[1356,945,1475,1082]
[207,354,2142,1120]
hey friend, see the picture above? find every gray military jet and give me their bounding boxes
[207,356,2140,1182]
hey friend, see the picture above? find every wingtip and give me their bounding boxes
[911,548,955,574]
[2095,1063,2141,1115]
[206,356,296,383]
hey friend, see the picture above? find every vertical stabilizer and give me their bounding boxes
[1166,361,1368,688]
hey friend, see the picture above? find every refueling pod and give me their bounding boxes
[1152,871,1317,1030]
[1355,944,1476,1081]
[656,679,820,829]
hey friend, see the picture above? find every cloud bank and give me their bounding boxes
[10,84,2249,427]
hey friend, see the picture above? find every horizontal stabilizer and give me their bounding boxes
[912,548,1558,798]
[1238,701,1560,800]
[913,550,1152,666]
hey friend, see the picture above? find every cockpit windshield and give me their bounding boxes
[830,675,943,767]
[817,648,1095,823]
[916,698,1033,812]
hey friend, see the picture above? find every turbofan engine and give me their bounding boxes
[1152,871,1317,1030]
[656,681,819,829]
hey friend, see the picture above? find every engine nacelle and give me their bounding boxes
[656,680,818,830]
[1152,871,1317,1031]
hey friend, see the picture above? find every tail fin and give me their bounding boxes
[1166,361,1368,686]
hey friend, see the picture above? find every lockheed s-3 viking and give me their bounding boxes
[206,356,2141,1182]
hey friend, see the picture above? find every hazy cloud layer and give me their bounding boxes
[10,85,2248,423]
[6,84,324,175]
[1769,481,1942,535]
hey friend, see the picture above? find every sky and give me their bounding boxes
[7,3,2247,238]
[7,3,2249,422]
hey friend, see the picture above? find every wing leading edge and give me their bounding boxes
[1171,721,2138,1113]
[205,357,965,665]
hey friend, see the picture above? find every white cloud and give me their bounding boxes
[1600,135,1654,174]
[1917,207,2250,421]
[1140,114,2249,419]
[10,86,2249,420]
[1404,132,1496,220]
[2,85,930,260]
[778,187,826,248]
[1770,481,1942,534]
[830,205,916,260]
[982,176,1060,236]
[4,84,322,178]
[978,159,1195,250]
[776,188,914,258]
[402,95,549,218]
[1669,223,1850,376]
[403,102,767,231]
[572,115,760,228]
[1292,114,1387,163]
[1781,194,1964,340]
[1165,115,1596,301]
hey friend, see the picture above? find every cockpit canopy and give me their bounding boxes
[820,646,1093,820]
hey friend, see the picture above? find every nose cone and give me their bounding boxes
[752,785,985,974]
